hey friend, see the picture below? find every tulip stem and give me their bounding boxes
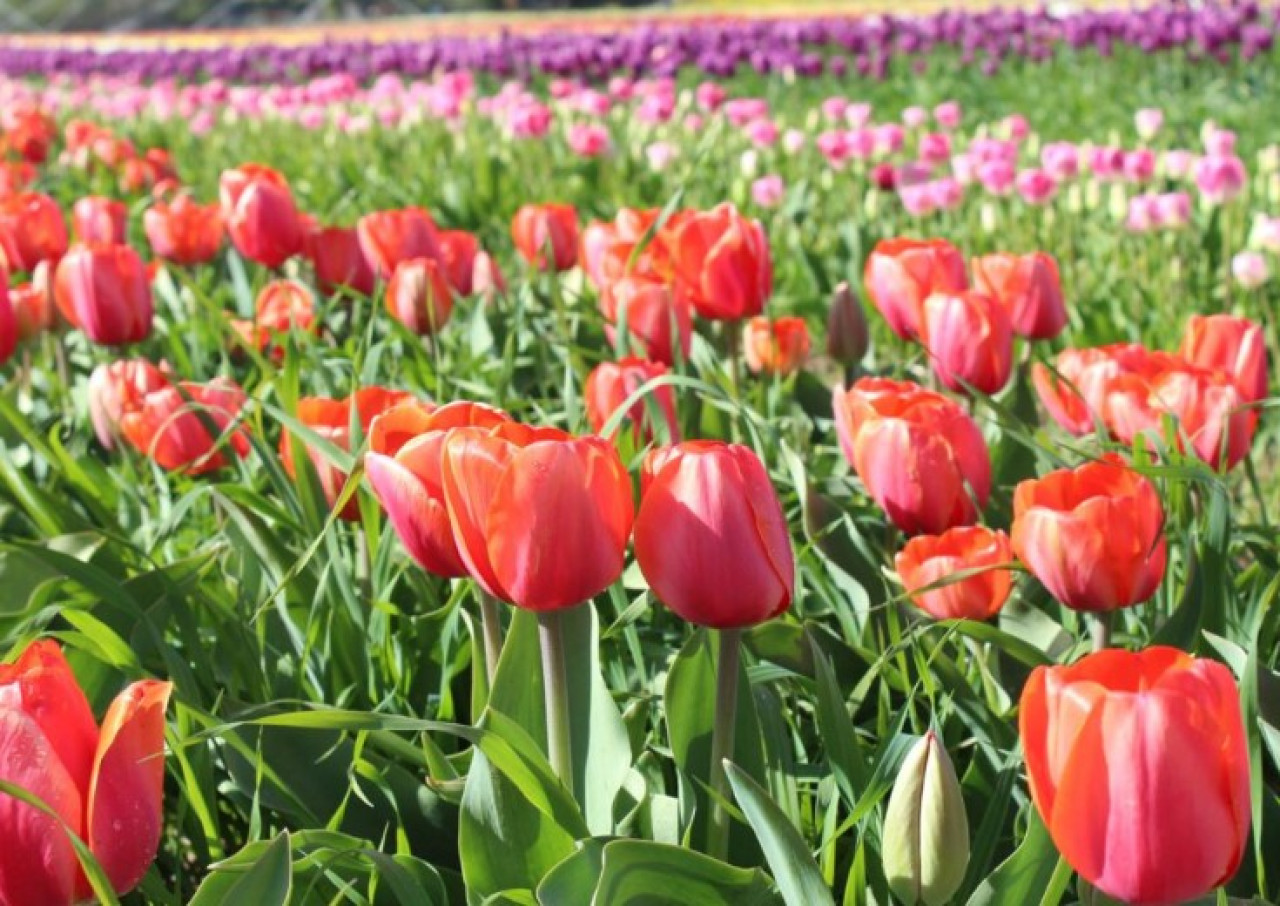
[478,592,504,687]
[708,626,742,862]
[538,608,573,789]
[1090,612,1114,652]
[725,320,742,403]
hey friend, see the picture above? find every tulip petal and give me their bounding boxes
[441,429,515,601]
[365,451,467,579]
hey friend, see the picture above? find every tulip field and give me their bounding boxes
[3,2,1280,904]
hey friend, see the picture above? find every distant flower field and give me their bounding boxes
[0,2,1278,905]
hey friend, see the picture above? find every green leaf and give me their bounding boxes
[189,831,293,906]
[592,839,781,906]
[965,812,1065,906]
[537,839,609,906]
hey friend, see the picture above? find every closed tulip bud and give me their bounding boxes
[1180,313,1268,403]
[72,196,128,245]
[970,252,1066,340]
[743,316,811,375]
[864,238,967,340]
[511,202,580,273]
[0,192,68,272]
[54,243,153,346]
[1012,454,1167,612]
[305,224,374,296]
[666,202,772,320]
[357,207,442,280]
[896,526,1013,621]
[833,378,991,535]
[602,275,693,366]
[922,290,1014,395]
[0,640,172,906]
[882,731,970,906]
[1020,648,1249,905]
[441,422,634,610]
[144,195,223,266]
[219,164,303,269]
[118,377,250,475]
[826,281,870,365]
[386,257,454,336]
[585,357,679,443]
[634,441,793,628]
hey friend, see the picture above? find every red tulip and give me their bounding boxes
[231,279,316,359]
[365,401,512,578]
[666,203,772,320]
[118,377,250,474]
[87,359,171,450]
[1020,647,1249,905]
[441,421,633,610]
[895,526,1013,621]
[580,207,664,288]
[600,275,692,366]
[281,387,413,520]
[2,106,56,164]
[72,196,128,246]
[144,195,223,266]
[833,377,991,535]
[120,148,177,195]
[470,249,506,302]
[512,202,580,272]
[1032,344,1181,436]
[633,441,793,627]
[357,207,442,280]
[1179,313,1268,403]
[305,224,375,297]
[9,261,54,342]
[219,164,303,269]
[54,243,153,346]
[0,193,68,273]
[1011,454,1167,612]
[0,282,14,365]
[386,258,454,336]
[864,238,967,339]
[922,290,1014,394]
[437,229,480,296]
[970,252,1066,340]
[584,357,679,442]
[743,316,811,375]
[0,161,36,198]
[0,639,171,905]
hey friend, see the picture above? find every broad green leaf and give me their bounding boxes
[592,839,781,906]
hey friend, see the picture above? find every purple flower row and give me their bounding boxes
[1,0,1276,84]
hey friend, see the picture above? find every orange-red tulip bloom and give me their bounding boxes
[219,164,304,269]
[634,441,793,628]
[584,357,679,443]
[144,195,224,266]
[2,106,56,164]
[600,275,693,366]
[305,224,375,297]
[895,526,1013,621]
[281,387,413,520]
[970,252,1066,340]
[386,258,454,336]
[743,316,811,375]
[0,640,171,906]
[118,377,251,475]
[666,203,772,320]
[231,279,316,359]
[922,290,1014,394]
[1020,647,1249,905]
[441,422,633,610]
[88,358,171,450]
[54,243,154,346]
[864,238,967,340]
[833,377,991,535]
[1179,313,1268,403]
[357,207,442,281]
[72,196,128,246]
[512,202,580,272]
[9,261,54,342]
[1032,344,1181,437]
[0,192,68,273]
[437,229,482,296]
[365,400,511,578]
[580,207,664,289]
[1011,454,1167,611]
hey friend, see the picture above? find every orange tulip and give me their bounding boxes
[0,192,68,273]
[219,164,303,269]
[584,357,679,443]
[634,441,793,627]
[144,195,224,266]
[365,400,511,578]
[970,252,1066,340]
[666,203,772,320]
[118,377,251,475]
[833,377,991,535]
[1032,344,1181,437]
[231,279,317,359]
[1011,454,1166,612]
[87,358,171,451]
[281,387,413,520]
[386,258,454,336]
[72,196,128,246]
[864,238,967,340]
[895,526,1013,621]
[922,290,1014,394]
[580,207,664,288]
[0,160,36,198]
[743,316,811,375]
[1179,313,1268,403]
[1020,647,1249,905]
[600,275,692,366]
[357,207,442,281]
[2,105,56,163]
[441,421,633,610]
[0,639,171,906]
[512,202,580,272]
[54,243,153,346]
